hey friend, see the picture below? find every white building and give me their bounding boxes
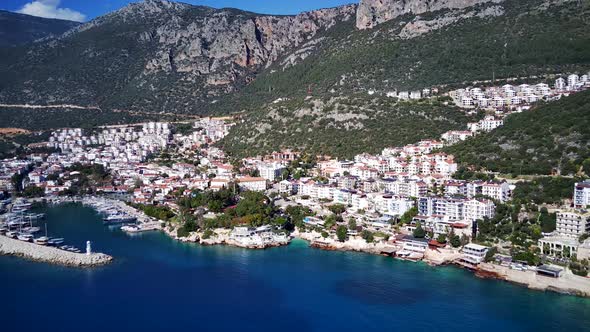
[556,210,590,238]
[574,180,590,208]
[258,162,286,182]
[237,177,267,191]
[462,243,489,265]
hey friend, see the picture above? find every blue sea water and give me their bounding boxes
[1,204,589,332]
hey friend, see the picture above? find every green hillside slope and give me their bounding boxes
[446,90,590,176]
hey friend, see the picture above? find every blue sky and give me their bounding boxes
[2,0,356,22]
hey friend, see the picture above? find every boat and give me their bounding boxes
[34,236,49,245]
[120,225,140,233]
[11,201,32,213]
[48,238,65,246]
[21,226,41,234]
[103,214,136,225]
[60,245,81,253]
[5,231,18,238]
[17,233,33,242]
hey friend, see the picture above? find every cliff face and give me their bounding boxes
[356,0,504,29]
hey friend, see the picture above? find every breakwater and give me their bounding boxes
[0,235,112,267]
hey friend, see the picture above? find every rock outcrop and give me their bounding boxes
[356,0,504,29]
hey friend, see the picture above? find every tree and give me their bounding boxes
[450,234,461,248]
[436,233,447,244]
[321,231,329,238]
[400,207,418,224]
[361,230,374,243]
[484,247,498,262]
[413,222,425,238]
[328,204,347,215]
[336,225,347,242]
[348,218,357,230]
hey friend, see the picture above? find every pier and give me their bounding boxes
[0,235,112,267]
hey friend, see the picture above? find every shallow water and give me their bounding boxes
[1,204,589,331]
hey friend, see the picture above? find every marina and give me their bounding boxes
[0,198,103,260]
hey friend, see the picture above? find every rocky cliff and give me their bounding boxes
[356,0,504,29]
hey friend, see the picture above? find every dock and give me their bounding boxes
[0,235,112,267]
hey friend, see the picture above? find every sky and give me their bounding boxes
[1,0,356,22]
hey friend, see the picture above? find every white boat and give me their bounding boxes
[17,233,33,242]
[34,236,49,245]
[21,226,41,234]
[5,231,18,238]
[12,202,32,213]
[121,225,141,233]
[48,238,65,246]
[103,214,136,224]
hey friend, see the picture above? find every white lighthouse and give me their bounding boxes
[86,241,92,255]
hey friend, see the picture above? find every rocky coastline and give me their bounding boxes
[163,226,290,249]
[0,235,112,267]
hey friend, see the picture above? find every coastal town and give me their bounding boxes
[0,73,590,296]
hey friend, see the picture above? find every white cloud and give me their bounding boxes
[17,0,86,22]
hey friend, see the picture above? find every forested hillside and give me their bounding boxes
[220,96,478,158]
[446,90,590,176]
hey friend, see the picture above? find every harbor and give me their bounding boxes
[0,198,112,266]
[82,197,163,234]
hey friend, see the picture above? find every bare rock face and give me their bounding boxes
[356,0,504,29]
[135,1,357,87]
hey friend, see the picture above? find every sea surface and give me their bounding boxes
[1,204,589,332]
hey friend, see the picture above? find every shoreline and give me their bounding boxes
[0,235,112,267]
[26,199,590,297]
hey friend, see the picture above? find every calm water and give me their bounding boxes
[1,204,589,332]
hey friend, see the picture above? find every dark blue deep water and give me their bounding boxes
[1,204,590,331]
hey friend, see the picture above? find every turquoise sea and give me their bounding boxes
[1,204,589,331]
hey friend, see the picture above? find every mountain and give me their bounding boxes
[1,0,589,158]
[219,0,590,157]
[446,90,590,176]
[0,0,356,113]
[0,10,79,47]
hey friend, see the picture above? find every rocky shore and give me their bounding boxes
[0,235,112,267]
[164,227,290,249]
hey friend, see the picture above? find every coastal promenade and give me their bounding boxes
[0,235,112,267]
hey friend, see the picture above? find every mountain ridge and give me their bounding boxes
[0,9,79,47]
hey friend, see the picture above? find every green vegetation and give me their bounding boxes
[413,222,426,238]
[447,91,590,175]
[221,96,478,158]
[484,247,498,262]
[336,225,348,242]
[570,258,589,277]
[130,203,175,221]
[58,163,111,195]
[20,185,44,198]
[400,207,418,225]
[512,177,581,205]
[361,230,374,243]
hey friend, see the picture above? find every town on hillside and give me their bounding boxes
[1,73,590,293]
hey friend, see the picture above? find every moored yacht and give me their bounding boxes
[34,237,49,245]
[17,233,34,242]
